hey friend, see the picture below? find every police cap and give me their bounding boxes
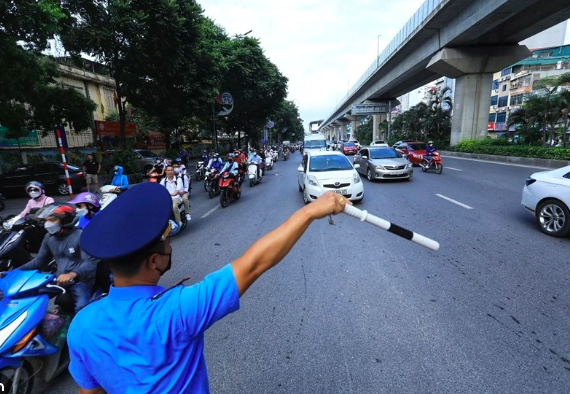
[81,183,172,260]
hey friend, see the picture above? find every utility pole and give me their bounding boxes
[388,100,392,141]
[212,103,218,153]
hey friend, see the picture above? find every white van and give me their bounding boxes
[303,134,327,152]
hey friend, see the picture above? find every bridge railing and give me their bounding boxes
[327,0,446,122]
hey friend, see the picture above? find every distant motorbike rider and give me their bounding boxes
[111,165,129,193]
[221,153,240,185]
[207,153,223,171]
[18,204,98,313]
[249,150,262,179]
[147,159,165,183]
[19,181,55,218]
[201,150,210,164]
[160,165,184,232]
[258,148,266,162]
[425,141,437,167]
[69,192,101,229]
[173,162,191,222]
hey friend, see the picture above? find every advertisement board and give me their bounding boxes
[0,126,40,147]
[95,121,137,137]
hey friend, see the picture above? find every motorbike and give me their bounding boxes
[0,210,47,265]
[420,152,443,174]
[271,150,279,163]
[205,169,221,199]
[265,156,274,171]
[99,185,122,209]
[168,201,188,236]
[283,150,289,161]
[0,193,5,211]
[248,162,263,187]
[195,161,206,181]
[0,268,75,394]
[218,171,241,208]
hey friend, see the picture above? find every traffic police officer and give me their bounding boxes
[68,182,349,393]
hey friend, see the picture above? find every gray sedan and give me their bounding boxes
[354,147,413,181]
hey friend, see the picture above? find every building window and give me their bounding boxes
[496,112,507,123]
[492,80,500,90]
[489,113,496,122]
[501,68,512,77]
[490,95,498,106]
[502,85,507,92]
[498,96,508,107]
[511,94,524,106]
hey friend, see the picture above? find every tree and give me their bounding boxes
[507,107,541,145]
[0,1,96,147]
[61,0,222,146]
[425,87,452,143]
[268,100,304,143]
[355,118,373,145]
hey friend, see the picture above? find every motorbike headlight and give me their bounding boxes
[307,175,319,186]
[353,172,361,184]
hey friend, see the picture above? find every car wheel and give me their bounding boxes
[367,169,374,182]
[58,183,70,195]
[536,199,570,237]
[298,183,303,192]
[303,189,309,205]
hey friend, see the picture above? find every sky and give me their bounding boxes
[199,0,426,132]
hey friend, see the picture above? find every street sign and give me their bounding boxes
[351,104,387,115]
[54,126,68,149]
[216,92,234,116]
[220,92,233,105]
[267,121,274,129]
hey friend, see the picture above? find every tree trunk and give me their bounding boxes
[114,72,126,148]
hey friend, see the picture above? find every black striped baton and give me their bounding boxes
[342,204,440,251]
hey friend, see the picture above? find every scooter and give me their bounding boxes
[218,172,241,208]
[0,193,5,211]
[99,185,122,209]
[264,156,274,171]
[0,209,46,263]
[271,150,278,163]
[205,169,221,199]
[195,161,206,181]
[0,268,74,394]
[283,150,289,161]
[420,152,443,174]
[167,201,188,236]
[248,162,263,187]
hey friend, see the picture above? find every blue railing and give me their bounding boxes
[325,0,446,124]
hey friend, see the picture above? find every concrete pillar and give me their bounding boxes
[372,115,381,142]
[427,45,530,146]
[350,118,358,141]
[340,122,348,141]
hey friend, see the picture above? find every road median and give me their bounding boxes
[441,151,570,169]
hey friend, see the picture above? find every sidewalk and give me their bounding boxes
[441,150,570,169]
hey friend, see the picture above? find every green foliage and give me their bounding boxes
[109,147,142,183]
[268,100,304,143]
[355,119,373,145]
[454,140,570,160]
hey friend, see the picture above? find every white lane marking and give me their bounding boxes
[446,167,463,171]
[441,155,552,170]
[200,205,220,219]
[435,194,473,210]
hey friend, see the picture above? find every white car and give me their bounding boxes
[521,165,570,237]
[370,140,389,147]
[298,151,364,203]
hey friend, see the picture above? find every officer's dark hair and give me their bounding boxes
[108,242,166,278]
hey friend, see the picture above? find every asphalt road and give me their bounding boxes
[18,151,570,394]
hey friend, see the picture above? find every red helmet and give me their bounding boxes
[36,204,78,229]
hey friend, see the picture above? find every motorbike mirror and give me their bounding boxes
[297,166,303,172]
[354,164,361,169]
[362,156,368,160]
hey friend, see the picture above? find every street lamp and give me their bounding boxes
[377,34,382,67]
[235,30,252,39]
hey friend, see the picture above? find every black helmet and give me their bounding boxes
[36,203,78,229]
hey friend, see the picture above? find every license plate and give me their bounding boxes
[334,189,347,195]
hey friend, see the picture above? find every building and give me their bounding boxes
[488,44,570,136]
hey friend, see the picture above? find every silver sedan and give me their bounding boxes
[354,147,413,181]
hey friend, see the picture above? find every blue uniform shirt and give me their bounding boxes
[68,264,240,393]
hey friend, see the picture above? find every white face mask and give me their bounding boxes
[174,168,180,174]
[29,191,41,199]
[44,221,61,235]
[76,208,89,217]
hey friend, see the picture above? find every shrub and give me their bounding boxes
[453,140,570,161]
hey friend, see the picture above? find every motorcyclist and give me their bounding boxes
[147,159,165,183]
[160,165,184,232]
[207,153,223,171]
[111,165,129,193]
[425,141,437,167]
[69,192,101,229]
[201,150,210,164]
[249,150,262,179]
[174,157,187,178]
[18,181,55,218]
[173,162,191,222]
[18,203,97,313]
[258,148,266,162]
[220,153,240,185]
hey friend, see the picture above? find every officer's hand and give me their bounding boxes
[57,272,78,286]
[305,192,351,220]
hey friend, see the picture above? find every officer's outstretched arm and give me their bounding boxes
[78,386,106,394]
[231,192,350,296]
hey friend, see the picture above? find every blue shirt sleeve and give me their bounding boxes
[121,175,129,189]
[68,331,101,390]
[179,264,240,338]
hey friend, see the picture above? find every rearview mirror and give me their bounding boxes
[362,156,368,160]
[354,164,360,169]
[297,166,304,172]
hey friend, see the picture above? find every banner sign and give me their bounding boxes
[148,130,166,147]
[95,121,137,137]
[351,104,387,115]
[0,126,40,147]
[487,122,495,131]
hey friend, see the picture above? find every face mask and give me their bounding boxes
[44,221,61,235]
[114,171,118,175]
[29,191,41,199]
[174,168,180,174]
[76,208,89,217]
[155,251,172,276]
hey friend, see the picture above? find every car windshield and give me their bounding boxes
[305,140,326,149]
[344,142,355,147]
[374,141,386,144]
[370,148,401,159]
[309,155,353,172]
[409,144,426,151]
[137,150,157,158]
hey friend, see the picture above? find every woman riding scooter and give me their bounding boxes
[19,181,55,219]
[69,192,101,229]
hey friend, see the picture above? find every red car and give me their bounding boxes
[341,142,358,155]
[394,141,427,165]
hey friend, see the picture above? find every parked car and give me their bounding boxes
[0,162,85,196]
[393,141,427,165]
[105,149,159,174]
[354,147,413,181]
[521,165,570,237]
[297,150,363,203]
[370,140,389,147]
[341,142,358,155]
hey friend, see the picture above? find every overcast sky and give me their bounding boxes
[199,0,426,131]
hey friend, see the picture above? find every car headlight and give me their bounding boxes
[353,172,361,184]
[375,165,385,170]
[406,163,412,169]
[307,175,319,186]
